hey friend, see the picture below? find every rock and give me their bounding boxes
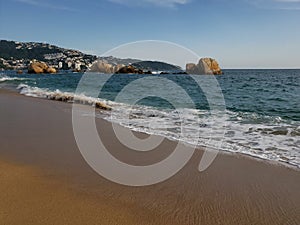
[113,64,126,73]
[46,67,57,74]
[202,58,222,75]
[89,60,125,74]
[116,65,144,74]
[176,71,188,75]
[28,61,57,74]
[28,61,47,74]
[89,60,155,74]
[89,60,114,73]
[186,58,222,75]
[186,63,199,74]
[116,65,135,74]
[17,70,23,74]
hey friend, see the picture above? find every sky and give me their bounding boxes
[0,0,300,68]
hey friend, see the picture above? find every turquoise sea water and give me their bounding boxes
[1,69,300,168]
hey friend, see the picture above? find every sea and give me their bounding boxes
[1,69,299,168]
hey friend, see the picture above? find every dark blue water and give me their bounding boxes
[2,69,299,120]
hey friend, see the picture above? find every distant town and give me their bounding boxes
[0,40,96,71]
[0,40,137,72]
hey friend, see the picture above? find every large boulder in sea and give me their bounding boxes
[114,64,126,73]
[186,63,198,74]
[46,67,57,74]
[186,58,222,75]
[89,60,114,73]
[89,60,126,74]
[28,61,57,74]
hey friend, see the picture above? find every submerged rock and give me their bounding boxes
[186,58,222,75]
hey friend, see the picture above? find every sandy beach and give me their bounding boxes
[0,88,299,225]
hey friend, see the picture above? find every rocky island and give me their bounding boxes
[186,58,222,75]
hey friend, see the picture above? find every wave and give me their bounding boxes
[0,75,31,83]
[17,84,111,110]
[104,102,300,168]
[16,83,300,169]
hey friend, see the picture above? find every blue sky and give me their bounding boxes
[0,0,300,68]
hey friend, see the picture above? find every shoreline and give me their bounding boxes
[3,86,300,171]
[0,88,300,224]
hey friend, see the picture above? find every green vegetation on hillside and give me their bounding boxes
[0,40,62,60]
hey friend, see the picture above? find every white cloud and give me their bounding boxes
[108,0,190,8]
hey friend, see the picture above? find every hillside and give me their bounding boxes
[132,61,182,72]
[0,40,184,72]
[0,40,97,70]
[0,40,141,71]
[0,40,72,61]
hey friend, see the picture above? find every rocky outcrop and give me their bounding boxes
[186,58,222,75]
[28,61,57,74]
[89,60,125,74]
[116,65,144,74]
[186,63,198,74]
[89,60,154,74]
[46,67,57,74]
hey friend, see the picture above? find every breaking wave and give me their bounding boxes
[0,75,31,83]
[16,83,300,169]
[17,84,111,110]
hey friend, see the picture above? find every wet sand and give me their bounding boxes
[0,89,299,225]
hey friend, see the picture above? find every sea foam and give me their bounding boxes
[0,75,30,83]
[16,83,300,169]
[17,84,111,110]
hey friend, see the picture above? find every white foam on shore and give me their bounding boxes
[17,84,111,110]
[16,83,300,169]
[104,103,300,168]
[0,75,30,83]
